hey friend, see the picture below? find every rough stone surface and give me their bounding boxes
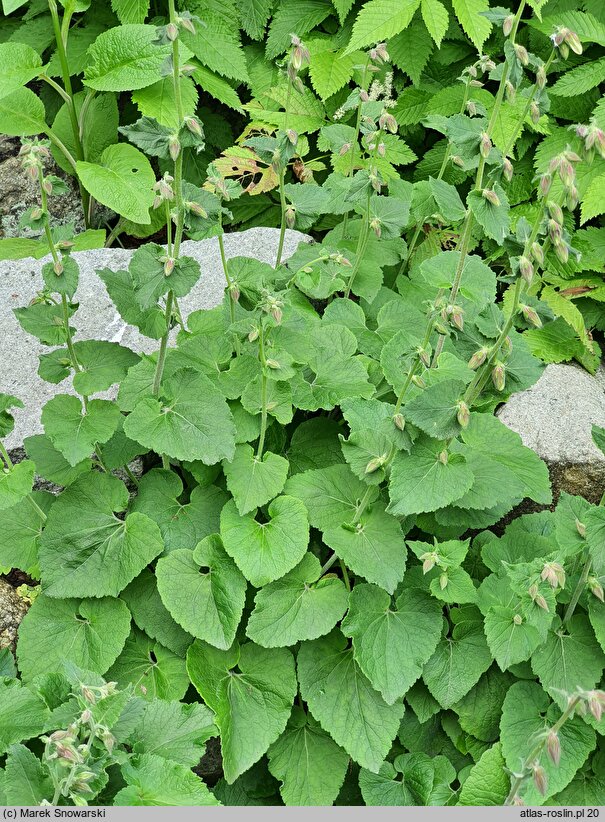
[497,362,605,502]
[0,227,311,450]
[0,579,28,653]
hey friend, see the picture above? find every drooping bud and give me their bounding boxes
[503,15,514,36]
[505,81,515,104]
[554,238,569,264]
[449,304,464,331]
[521,304,542,328]
[164,256,175,276]
[482,188,501,207]
[265,358,280,369]
[479,131,492,159]
[588,576,604,602]
[530,101,541,124]
[166,22,179,40]
[547,731,561,766]
[438,450,448,466]
[81,687,96,705]
[575,518,586,538]
[531,242,544,266]
[457,400,470,428]
[439,572,448,590]
[536,65,547,89]
[492,362,506,391]
[339,141,352,156]
[420,551,438,574]
[184,115,203,137]
[370,217,382,238]
[451,154,465,168]
[365,454,387,474]
[393,413,405,431]
[229,283,240,303]
[168,135,181,161]
[285,205,296,230]
[53,259,64,276]
[248,327,259,343]
[519,255,534,284]
[468,347,488,370]
[417,347,431,368]
[503,157,514,181]
[378,111,398,134]
[548,201,564,225]
[541,561,565,589]
[539,173,552,198]
[411,374,426,389]
[513,613,523,625]
[186,200,208,218]
[514,43,529,66]
[548,218,562,243]
[42,177,53,195]
[587,691,605,722]
[178,14,196,34]
[533,765,548,796]
[467,100,478,116]
[30,207,43,221]
[80,709,92,724]
[565,30,582,55]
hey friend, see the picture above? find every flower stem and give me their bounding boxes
[256,325,268,459]
[152,290,174,397]
[276,81,293,267]
[563,551,592,625]
[341,57,371,239]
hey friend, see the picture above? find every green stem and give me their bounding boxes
[341,57,371,239]
[168,0,185,257]
[339,560,351,591]
[501,49,556,160]
[504,695,581,805]
[0,442,47,523]
[165,199,173,256]
[123,464,140,487]
[276,81,294,268]
[343,174,372,298]
[45,129,78,172]
[563,551,591,625]
[104,219,125,248]
[153,291,174,397]
[39,74,71,105]
[256,326,268,459]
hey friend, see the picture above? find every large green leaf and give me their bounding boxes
[0,491,53,574]
[0,43,42,100]
[246,553,348,647]
[24,434,91,487]
[457,743,508,805]
[187,640,297,783]
[3,744,51,806]
[156,535,247,650]
[451,0,491,50]
[297,631,405,772]
[133,700,216,767]
[0,680,49,756]
[0,87,46,136]
[345,0,421,53]
[39,472,164,598]
[106,628,189,702]
[341,582,443,704]
[84,24,170,91]
[0,460,34,511]
[41,395,121,467]
[124,369,236,464]
[115,753,220,805]
[77,143,155,224]
[484,606,542,671]
[267,706,349,806]
[359,753,435,805]
[16,595,131,681]
[223,443,289,516]
[220,495,309,587]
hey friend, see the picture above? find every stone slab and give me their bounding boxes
[497,362,605,502]
[0,227,311,451]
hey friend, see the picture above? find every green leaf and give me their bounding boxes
[133,700,216,766]
[500,681,596,805]
[308,47,358,101]
[4,744,51,806]
[345,0,422,54]
[429,566,477,604]
[0,394,23,439]
[131,468,227,553]
[457,743,508,805]
[423,616,492,708]
[0,87,46,136]
[14,302,75,347]
[0,680,49,756]
[297,631,404,772]
[452,666,514,743]
[180,18,249,82]
[239,0,273,39]
[187,640,297,783]
[191,64,243,111]
[97,266,168,340]
[268,706,349,806]
[389,16,434,86]
[0,491,53,574]
[106,628,189,701]
[52,92,119,176]
[451,0,492,50]
[120,568,192,657]
[131,77,198,129]
[111,0,151,23]
[421,0,448,45]
[265,0,332,58]
[16,595,131,681]
[285,464,377,532]
[220,495,309,587]
[84,24,170,91]
[484,606,542,671]
[288,417,346,473]
[360,753,435,805]
[405,380,466,439]
[70,341,140,395]
[531,615,605,708]
[39,472,164,598]
[0,43,43,100]
[77,143,155,224]
[467,182,510,244]
[41,395,121,466]
[41,256,79,300]
[246,553,348,647]
[388,436,474,516]
[322,502,407,594]
[156,535,247,650]
[115,753,220,805]
[125,368,236,464]
[552,56,605,97]
[0,460,34,511]
[341,583,443,704]
[223,444,289,516]
[581,174,605,224]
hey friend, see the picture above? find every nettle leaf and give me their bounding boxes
[124,368,236,464]
[14,302,75,347]
[341,582,443,704]
[0,491,53,574]
[0,680,49,756]
[76,143,155,224]
[246,553,348,647]
[531,615,605,708]
[452,666,514,743]
[41,396,121,467]
[0,460,34,511]
[115,752,220,806]
[423,612,492,708]
[322,502,407,594]
[156,535,247,650]
[468,183,511,244]
[268,706,349,806]
[132,76,199,129]
[287,417,346,473]
[16,595,131,681]
[501,681,596,805]
[345,0,421,53]
[107,628,189,701]
[131,468,227,553]
[121,568,192,658]
[111,0,151,24]
[421,0,448,45]
[187,640,297,783]
[84,24,170,91]
[133,700,216,767]
[39,472,164,598]
[359,752,435,805]
[297,630,404,772]
[388,436,474,517]
[220,495,309,587]
[451,0,492,50]
[223,444,289,516]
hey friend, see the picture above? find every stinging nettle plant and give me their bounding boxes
[1,0,605,809]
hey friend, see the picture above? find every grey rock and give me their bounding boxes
[497,362,605,502]
[0,227,311,451]
[0,579,28,653]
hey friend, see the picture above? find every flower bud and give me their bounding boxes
[521,304,542,328]
[536,65,547,89]
[248,327,259,342]
[285,205,296,229]
[513,613,523,625]
[184,115,203,137]
[533,764,548,796]
[575,518,586,537]
[30,207,43,221]
[378,111,398,134]
[482,188,501,207]
[169,135,181,161]
[539,173,552,198]
[479,131,492,159]
[286,128,298,145]
[449,305,464,331]
[178,14,196,34]
[438,450,448,466]
[588,576,604,602]
[42,177,53,195]
[530,101,541,124]
[265,358,280,369]
[548,201,564,225]
[229,283,240,303]
[393,413,405,431]
[587,691,605,722]
[468,347,488,369]
[365,454,387,474]
[80,710,92,723]
[186,200,207,218]
[565,30,582,55]
[271,305,283,325]
[338,141,352,156]
[503,158,513,181]
[554,239,569,264]
[457,400,470,428]
[27,164,39,181]
[541,561,565,589]
[53,259,64,276]
[411,375,426,389]
[166,22,179,40]
[531,243,544,266]
[467,100,478,116]
[558,158,575,187]
[439,572,448,590]
[417,347,431,368]
[548,219,562,242]
[101,730,116,754]
[519,255,534,284]
[359,90,370,103]
[451,154,465,168]
[546,730,561,766]
[503,15,514,36]
[514,44,529,66]
[421,552,438,573]
[370,217,381,238]
[81,687,96,705]
[492,362,506,391]
[164,256,175,276]
[505,81,515,104]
